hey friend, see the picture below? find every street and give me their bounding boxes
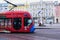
[0,29,60,40]
[35,24,60,28]
[0,0,60,40]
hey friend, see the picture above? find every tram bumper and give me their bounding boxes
[30,25,35,32]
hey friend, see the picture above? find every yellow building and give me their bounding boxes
[8,3,29,11]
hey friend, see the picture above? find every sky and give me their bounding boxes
[0,0,60,4]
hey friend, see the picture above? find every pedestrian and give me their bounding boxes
[50,22,52,24]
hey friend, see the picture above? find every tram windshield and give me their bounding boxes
[24,18,32,26]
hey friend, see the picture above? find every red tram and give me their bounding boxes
[0,11,35,33]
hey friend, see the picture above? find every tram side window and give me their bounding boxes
[5,19,8,27]
[0,19,4,28]
[5,19,12,27]
[13,18,22,27]
[8,19,12,26]
[0,18,12,28]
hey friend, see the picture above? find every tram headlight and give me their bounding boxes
[28,19,32,26]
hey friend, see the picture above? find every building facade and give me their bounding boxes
[28,1,56,24]
[0,3,9,13]
[55,4,60,23]
[7,1,56,24]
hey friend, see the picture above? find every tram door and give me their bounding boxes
[13,18,22,30]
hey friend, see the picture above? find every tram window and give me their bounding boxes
[8,19,12,26]
[5,19,8,27]
[13,18,22,27]
[0,18,12,28]
[24,18,32,26]
[5,19,12,27]
[0,19,4,28]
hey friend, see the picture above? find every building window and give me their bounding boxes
[0,8,2,10]
[5,8,7,9]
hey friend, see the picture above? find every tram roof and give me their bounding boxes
[0,11,31,18]
[0,11,30,15]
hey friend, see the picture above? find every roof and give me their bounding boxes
[0,10,31,18]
